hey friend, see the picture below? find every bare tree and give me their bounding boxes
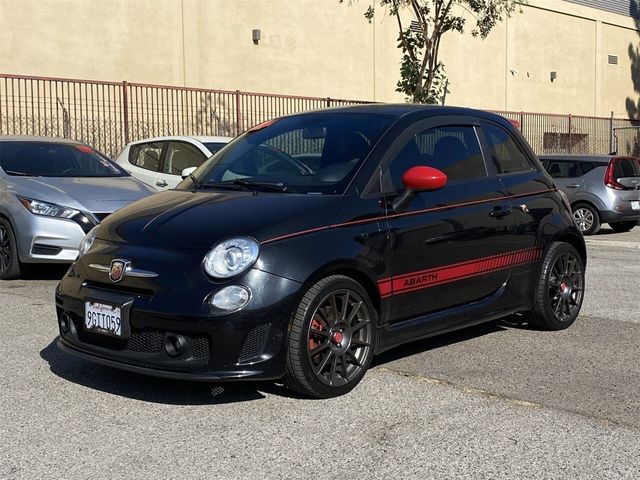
[343,0,522,103]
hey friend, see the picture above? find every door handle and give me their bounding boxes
[566,184,580,188]
[489,206,513,218]
[156,179,168,187]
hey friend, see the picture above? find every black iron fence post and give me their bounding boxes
[568,114,572,154]
[122,81,129,145]
[609,111,615,153]
[235,90,242,136]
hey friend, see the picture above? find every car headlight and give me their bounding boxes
[204,237,259,278]
[78,226,99,257]
[18,196,79,219]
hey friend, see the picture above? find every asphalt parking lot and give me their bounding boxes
[1,228,639,479]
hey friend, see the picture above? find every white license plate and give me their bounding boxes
[631,201,640,211]
[84,301,123,337]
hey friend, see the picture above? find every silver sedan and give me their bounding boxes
[0,136,154,279]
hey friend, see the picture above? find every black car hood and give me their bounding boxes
[98,189,344,249]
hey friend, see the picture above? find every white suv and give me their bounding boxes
[114,136,232,190]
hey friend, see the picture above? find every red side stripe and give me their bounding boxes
[379,246,543,297]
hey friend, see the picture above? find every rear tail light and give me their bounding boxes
[604,159,625,190]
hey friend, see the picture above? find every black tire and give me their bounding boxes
[572,203,600,235]
[0,218,22,280]
[609,221,637,233]
[527,242,585,331]
[284,275,377,398]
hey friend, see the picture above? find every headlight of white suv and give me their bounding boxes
[78,226,99,257]
[18,196,79,219]
[204,237,259,278]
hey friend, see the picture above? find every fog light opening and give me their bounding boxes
[164,334,187,357]
[210,285,251,313]
[59,313,71,334]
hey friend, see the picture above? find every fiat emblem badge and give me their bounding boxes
[109,259,130,283]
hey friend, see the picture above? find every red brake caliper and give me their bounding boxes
[309,317,324,353]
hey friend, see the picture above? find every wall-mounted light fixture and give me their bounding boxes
[252,29,261,45]
[550,71,557,82]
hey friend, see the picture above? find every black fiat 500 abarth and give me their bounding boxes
[56,105,586,398]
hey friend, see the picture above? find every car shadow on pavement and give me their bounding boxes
[18,264,69,280]
[372,320,509,367]
[39,339,291,405]
[40,319,528,404]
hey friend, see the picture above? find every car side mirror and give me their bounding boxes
[392,166,447,211]
[181,166,197,179]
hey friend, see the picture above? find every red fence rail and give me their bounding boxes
[1,73,639,158]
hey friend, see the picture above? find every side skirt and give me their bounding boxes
[374,283,521,354]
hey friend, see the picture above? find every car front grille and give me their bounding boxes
[126,330,164,353]
[74,324,210,359]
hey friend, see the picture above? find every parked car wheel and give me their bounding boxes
[526,242,585,331]
[572,203,600,235]
[284,275,376,398]
[0,218,21,280]
[609,221,637,233]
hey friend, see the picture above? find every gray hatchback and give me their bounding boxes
[0,137,154,279]
[539,154,640,235]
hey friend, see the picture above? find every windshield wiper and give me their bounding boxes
[4,170,38,176]
[197,179,287,192]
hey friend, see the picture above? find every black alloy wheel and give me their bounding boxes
[527,242,585,330]
[0,219,21,280]
[285,275,376,398]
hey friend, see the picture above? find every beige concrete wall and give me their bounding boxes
[441,0,640,117]
[0,0,185,84]
[1,0,639,117]
[181,0,379,100]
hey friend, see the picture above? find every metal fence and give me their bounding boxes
[1,72,640,158]
[0,74,364,158]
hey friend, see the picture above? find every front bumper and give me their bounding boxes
[55,258,303,381]
[12,207,88,263]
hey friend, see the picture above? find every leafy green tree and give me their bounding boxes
[342,0,522,104]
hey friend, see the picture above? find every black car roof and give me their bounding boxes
[537,154,615,162]
[295,103,510,123]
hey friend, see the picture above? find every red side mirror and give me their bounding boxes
[402,166,447,191]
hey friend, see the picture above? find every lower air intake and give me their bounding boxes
[238,323,271,363]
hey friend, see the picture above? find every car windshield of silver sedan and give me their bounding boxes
[182,113,394,194]
[0,141,127,177]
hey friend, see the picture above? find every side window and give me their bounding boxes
[579,161,595,175]
[386,125,486,190]
[545,160,580,178]
[128,142,163,172]
[164,142,206,175]
[483,124,534,174]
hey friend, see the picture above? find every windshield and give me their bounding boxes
[203,142,229,155]
[180,113,394,195]
[0,141,127,177]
